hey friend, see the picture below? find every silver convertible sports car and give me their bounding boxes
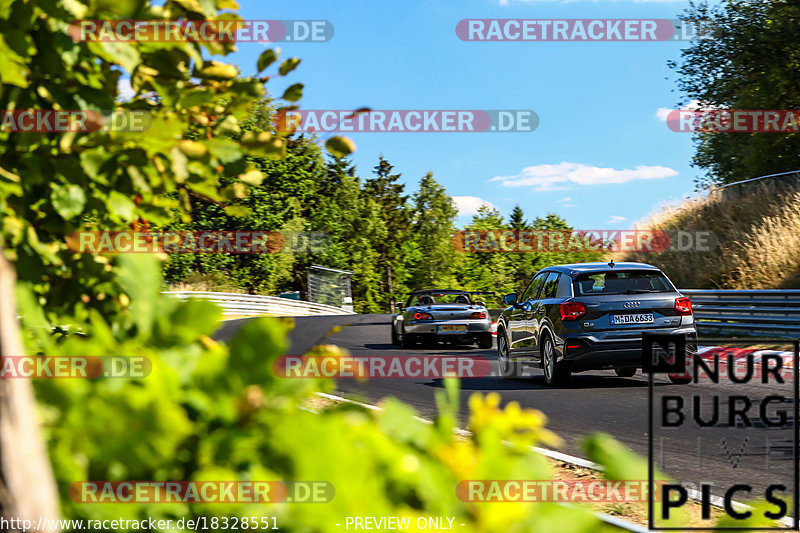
[391,290,495,349]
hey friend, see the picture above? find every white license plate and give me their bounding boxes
[610,313,654,325]
[438,324,467,333]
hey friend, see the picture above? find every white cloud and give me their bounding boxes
[117,78,135,101]
[490,162,678,191]
[606,215,628,224]
[555,196,573,203]
[452,196,497,216]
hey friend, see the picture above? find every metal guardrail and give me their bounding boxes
[164,291,355,317]
[682,289,800,337]
[166,289,800,335]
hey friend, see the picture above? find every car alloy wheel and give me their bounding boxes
[542,334,569,385]
[543,337,554,382]
[498,333,520,378]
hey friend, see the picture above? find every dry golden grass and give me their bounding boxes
[620,183,800,289]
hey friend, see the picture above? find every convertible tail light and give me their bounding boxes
[470,311,487,319]
[560,302,586,321]
[675,297,693,316]
[413,312,433,320]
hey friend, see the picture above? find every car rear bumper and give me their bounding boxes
[560,327,698,372]
[405,320,492,336]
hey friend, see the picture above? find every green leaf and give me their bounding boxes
[178,89,216,109]
[228,318,289,386]
[0,35,28,87]
[108,190,136,222]
[278,57,301,76]
[213,114,241,136]
[325,136,356,158]
[0,0,14,20]
[281,83,303,102]
[170,146,189,181]
[95,41,141,74]
[51,184,86,220]
[116,254,163,338]
[224,204,251,217]
[257,48,279,72]
[238,169,264,186]
[196,61,238,80]
[167,299,223,341]
[206,138,242,164]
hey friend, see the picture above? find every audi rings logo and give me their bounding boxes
[623,301,641,309]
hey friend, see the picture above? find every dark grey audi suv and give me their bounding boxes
[496,262,697,385]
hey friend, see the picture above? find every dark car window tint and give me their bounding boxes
[539,272,560,299]
[521,272,548,302]
[572,270,673,296]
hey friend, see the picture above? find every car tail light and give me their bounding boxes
[470,311,487,319]
[567,343,581,349]
[413,312,433,320]
[675,297,693,316]
[560,302,586,320]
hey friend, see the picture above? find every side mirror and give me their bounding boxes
[476,300,487,308]
[503,293,518,306]
[396,303,404,312]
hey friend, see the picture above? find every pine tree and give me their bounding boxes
[362,156,410,311]
[409,172,458,288]
[509,204,529,230]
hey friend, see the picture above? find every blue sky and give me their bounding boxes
[224,0,705,228]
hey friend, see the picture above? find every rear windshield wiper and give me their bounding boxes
[623,289,663,294]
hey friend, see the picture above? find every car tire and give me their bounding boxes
[615,368,636,378]
[391,323,400,345]
[477,333,493,349]
[401,327,416,349]
[668,374,692,385]
[542,333,570,386]
[498,331,522,378]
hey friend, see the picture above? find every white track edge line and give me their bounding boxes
[314,391,794,529]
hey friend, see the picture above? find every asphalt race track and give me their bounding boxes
[215,313,796,504]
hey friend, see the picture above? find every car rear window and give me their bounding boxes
[572,270,674,296]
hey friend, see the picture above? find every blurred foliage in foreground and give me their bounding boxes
[19,255,611,532]
[19,255,780,531]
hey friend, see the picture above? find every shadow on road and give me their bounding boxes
[422,374,677,390]
[362,343,490,353]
